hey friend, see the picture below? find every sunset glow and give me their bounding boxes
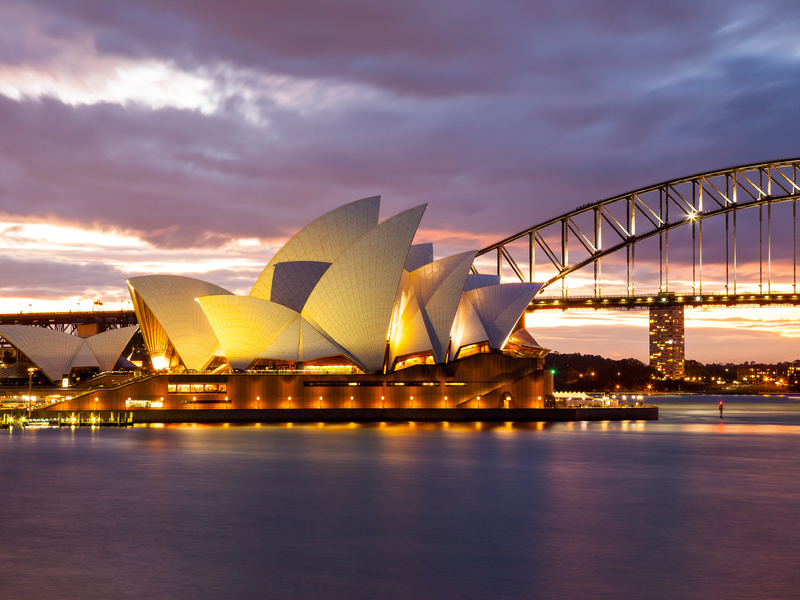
[0,1,798,363]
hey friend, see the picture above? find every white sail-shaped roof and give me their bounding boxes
[85,326,139,372]
[197,295,298,370]
[299,319,342,361]
[464,274,501,291]
[250,196,381,303]
[257,314,302,361]
[404,243,434,272]
[410,251,476,363]
[269,261,332,313]
[388,287,431,366]
[466,283,542,349]
[70,342,99,368]
[507,327,543,348]
[388,269,411,352]
[255,316,343,362]
[0,325,84,382]
[302,204,427,372]
[116,199,550,373]
[449,294,489,356]
[127,275,232,371]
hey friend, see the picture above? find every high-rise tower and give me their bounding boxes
[649,305,684,378]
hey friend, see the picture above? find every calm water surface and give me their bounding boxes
[2,395,799,600]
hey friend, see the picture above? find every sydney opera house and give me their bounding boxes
[1,197,553,412]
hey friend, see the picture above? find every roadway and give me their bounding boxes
[0,309,137,326]
[529,291,800,310]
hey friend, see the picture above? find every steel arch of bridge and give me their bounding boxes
[475,158,800,298]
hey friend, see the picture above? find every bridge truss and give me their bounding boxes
[0,310,137,336]
[475,158,800,300]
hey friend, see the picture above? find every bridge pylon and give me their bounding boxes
[649,303,684,379]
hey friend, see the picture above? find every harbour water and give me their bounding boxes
[2,395,799,599]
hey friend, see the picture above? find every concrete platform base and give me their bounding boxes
[18,406,658,423]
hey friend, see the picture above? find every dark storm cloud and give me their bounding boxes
[54,4,800,99]
[1,0,799,250]
[23,0,793,96]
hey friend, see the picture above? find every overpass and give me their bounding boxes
[474,158,800,377]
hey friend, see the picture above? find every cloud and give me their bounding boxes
[0,0,798,350]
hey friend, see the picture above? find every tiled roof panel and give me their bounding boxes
[127,275,232,371]
[302,205,426,372]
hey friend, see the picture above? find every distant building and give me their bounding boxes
[736,364,795,384]
[649,305,684,378]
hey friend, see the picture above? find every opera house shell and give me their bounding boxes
[10,197,553,411]
[127,197,547,375]
[0,325,138,384]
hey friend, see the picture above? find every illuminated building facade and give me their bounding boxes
[52,197,552,410]
[126,197,547,375]
[737,364,796,384]
[649,305,684,378]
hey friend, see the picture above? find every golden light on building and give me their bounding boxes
[18,196,555,415]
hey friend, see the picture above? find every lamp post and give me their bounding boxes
[27,367,38,419]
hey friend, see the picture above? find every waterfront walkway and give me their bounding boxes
[1,406,657,424]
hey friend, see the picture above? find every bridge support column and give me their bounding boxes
[649,305,685,379]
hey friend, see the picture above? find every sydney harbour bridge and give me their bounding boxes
[472,157,800,376]
[2,158,799,377]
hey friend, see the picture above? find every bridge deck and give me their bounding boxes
[529,292,800,310]
[0,309,136,326]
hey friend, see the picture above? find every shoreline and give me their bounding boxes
[2,406,658,424]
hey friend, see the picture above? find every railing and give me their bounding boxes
[71,372,158,395]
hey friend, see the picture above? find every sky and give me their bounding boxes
[0,0,799,363]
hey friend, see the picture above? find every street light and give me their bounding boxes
[27,367,39,418]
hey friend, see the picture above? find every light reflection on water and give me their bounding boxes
[1,395,799,600]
